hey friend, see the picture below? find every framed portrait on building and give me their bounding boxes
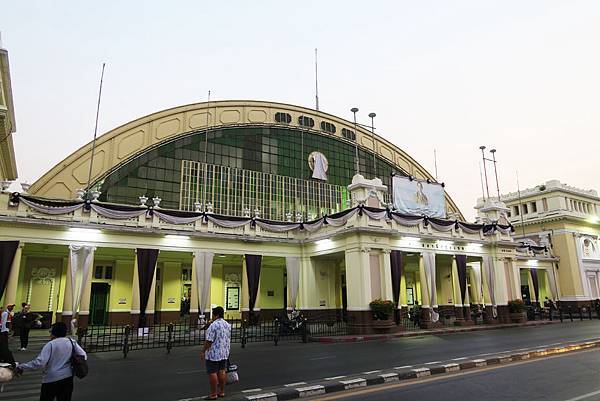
[406,287,414,305]
[226,287,240,310]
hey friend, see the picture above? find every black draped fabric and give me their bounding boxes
[530,269,540,303]
[390,251,403,305]
[245,254,262,312]
[137,248,159,327]
[456,255,468,305]
[0,241,19,299]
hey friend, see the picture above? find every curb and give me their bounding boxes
[309,320,560,344]
[207,338,600,401]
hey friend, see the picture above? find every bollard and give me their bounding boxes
[167,323,174,354]
[559,308,563,322]
[241,319,247,349]
[123,325,131,359]
[568,307,573,322]
[302,318,308,343]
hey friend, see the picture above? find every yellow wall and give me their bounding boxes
[258,267,285,309]
[108,260,134,312]
[159,262,181,312]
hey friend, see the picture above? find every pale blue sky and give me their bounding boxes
[3,1,599,219]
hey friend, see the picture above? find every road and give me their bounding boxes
[309,348,600,401]
[5,321,600,401]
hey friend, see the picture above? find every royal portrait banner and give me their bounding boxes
[392,176,446,218]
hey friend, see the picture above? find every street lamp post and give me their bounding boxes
[369,112,376,177]
[351,107,359,175]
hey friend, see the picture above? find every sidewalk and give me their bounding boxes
[309,320,559,343]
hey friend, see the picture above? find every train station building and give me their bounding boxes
[0,70,586,332]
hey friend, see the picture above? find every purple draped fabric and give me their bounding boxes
[245,254,262,312]
[0,241,19,299]
[390,251,403,305]
[456,255,468,305]
[137,248,159,327]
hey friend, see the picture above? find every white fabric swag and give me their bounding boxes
[154,211,203,225]
[482,256,498,318]
[428,221,455,232]
[285,257,301,309]
[421,252,439,322]
[255,220,300,232]
[91,204,147,220]
[326,208,359,227]
[206,215,251,229]
[546,265,559,301]
[69,244,95,318]
[21,197,84,215]
[362,208,388,221]
[391,214,423,227]
[194,251,214,316]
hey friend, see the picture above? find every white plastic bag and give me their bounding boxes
[226,363,238,384]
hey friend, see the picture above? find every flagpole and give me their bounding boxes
[85,63,106,195]
[516,171,526,238]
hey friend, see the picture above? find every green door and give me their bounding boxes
[90,283,110,326]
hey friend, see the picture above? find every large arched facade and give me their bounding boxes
[29,100,464,219]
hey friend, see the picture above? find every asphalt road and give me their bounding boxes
[310,348,600,401]
[7,320,600,401]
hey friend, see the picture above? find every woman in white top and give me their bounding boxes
[17,322,87,401]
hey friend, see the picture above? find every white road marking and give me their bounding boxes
[451,357,467,361]
[284,382,307,387]
[324,375,346,380]
[562,388,600,401]
[424,361,441,365]
[309,356,336,360]
[363,370,381,374]
[394,365,413,369]
[241,388,262,393]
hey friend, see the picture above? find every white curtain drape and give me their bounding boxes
[69,244,95,318]
[391,214,423,227]
[428,221,455,232]
[206,215,251,228]
[285,257,301,309]
[154,211,203,225]
[326,208,359,227]
[194,251,214,317]
[255,221,300,232]
[471,264,483,305]
[362,208,388,220]
[546,266,559,301]
[483,256,497,317]
[422,252,439,322]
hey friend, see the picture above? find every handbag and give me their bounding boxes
[69,339,88,379]
[225,360,238,385]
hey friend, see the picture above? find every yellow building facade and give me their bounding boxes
[0,100,552,333]
[496,180,600,307]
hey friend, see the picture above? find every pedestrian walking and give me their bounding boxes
[0,305,15,367]
[411,301,421,329]
[17,322,87,401]
[200,306,231,400]
[16,303,40,351]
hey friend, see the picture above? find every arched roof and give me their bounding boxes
[30,100,463,218]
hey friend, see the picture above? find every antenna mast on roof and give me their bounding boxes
[315,48,319,111]
[85,62,106,195]
[433,149,439,181]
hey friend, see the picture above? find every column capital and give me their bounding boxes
[381,248,391,255]
[360,247,371,254]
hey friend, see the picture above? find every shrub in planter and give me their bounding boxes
[508,299,525,313]
[369,299,395,321]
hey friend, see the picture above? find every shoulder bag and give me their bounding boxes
[69,339,88,379]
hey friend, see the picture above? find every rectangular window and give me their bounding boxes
[514,205,520,216]
[542,198,548,211]
[104,266,113,280]
[531,202,537,213]
[522,204,528,214]
[94,266,103,279]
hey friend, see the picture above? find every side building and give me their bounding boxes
[498,180,600,307]
[0,42,18,182]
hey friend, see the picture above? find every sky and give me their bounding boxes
[3,1,600,220]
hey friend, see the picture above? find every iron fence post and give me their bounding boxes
[579,307,584,321]
[167,323,174,354]
[559,307,563,322]
[273,318,279,346]
[241,319,247,349]
[302,318,308,343]
[588,305,593,320]
[123,325,131,359]
[568,306,573,322]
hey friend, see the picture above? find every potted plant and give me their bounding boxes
[508,299,527,323]
[369,299,395,332]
